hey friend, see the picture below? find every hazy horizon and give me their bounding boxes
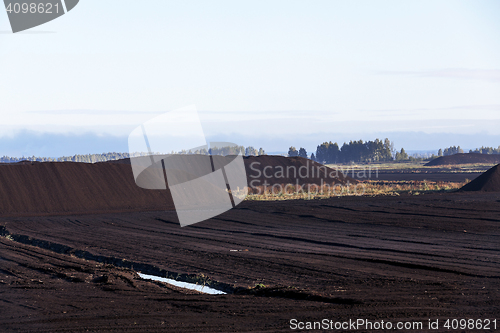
[1,129,500,158]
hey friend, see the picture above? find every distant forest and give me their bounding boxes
[290,139,395,164]
[1,142,499,164]
[289,138,415,163]
[0,146,266,164]
[0,152,135,164]
[468,146,500,155]
[288,141,500,164]
[435,145,500,157]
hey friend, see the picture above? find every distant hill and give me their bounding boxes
[425,153,500,166]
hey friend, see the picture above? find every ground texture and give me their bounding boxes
[1,192,499,332]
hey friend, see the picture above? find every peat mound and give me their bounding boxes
[0,162,175,217]
[110,155,354,186]
[459,164,500,192]
[0,156,351,217]
[244,155,354,187]
[425,153,500,166]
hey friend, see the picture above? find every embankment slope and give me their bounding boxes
[460,164,500,192]
[0,156,350,216]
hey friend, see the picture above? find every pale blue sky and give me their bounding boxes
[1,0,500,155]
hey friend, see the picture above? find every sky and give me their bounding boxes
[1,0,500,156]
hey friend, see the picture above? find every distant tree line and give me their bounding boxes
[437,146,464,157]
[0,152,134,164]
[0,146,266,164]
[206,146,265,156]
[289,141,500,164]
[469,146,500,155]
[434,145,500,158]
[186,146,265,156]
[287,147,308,159]
[7,141,499,166]
[289,138,401,163]
[394,148,409,161]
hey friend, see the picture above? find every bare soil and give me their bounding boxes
[0,157,350,218]
[461,164,500,192]
[1,192,499,332]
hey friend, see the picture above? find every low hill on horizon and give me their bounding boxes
[425,153,500,166]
